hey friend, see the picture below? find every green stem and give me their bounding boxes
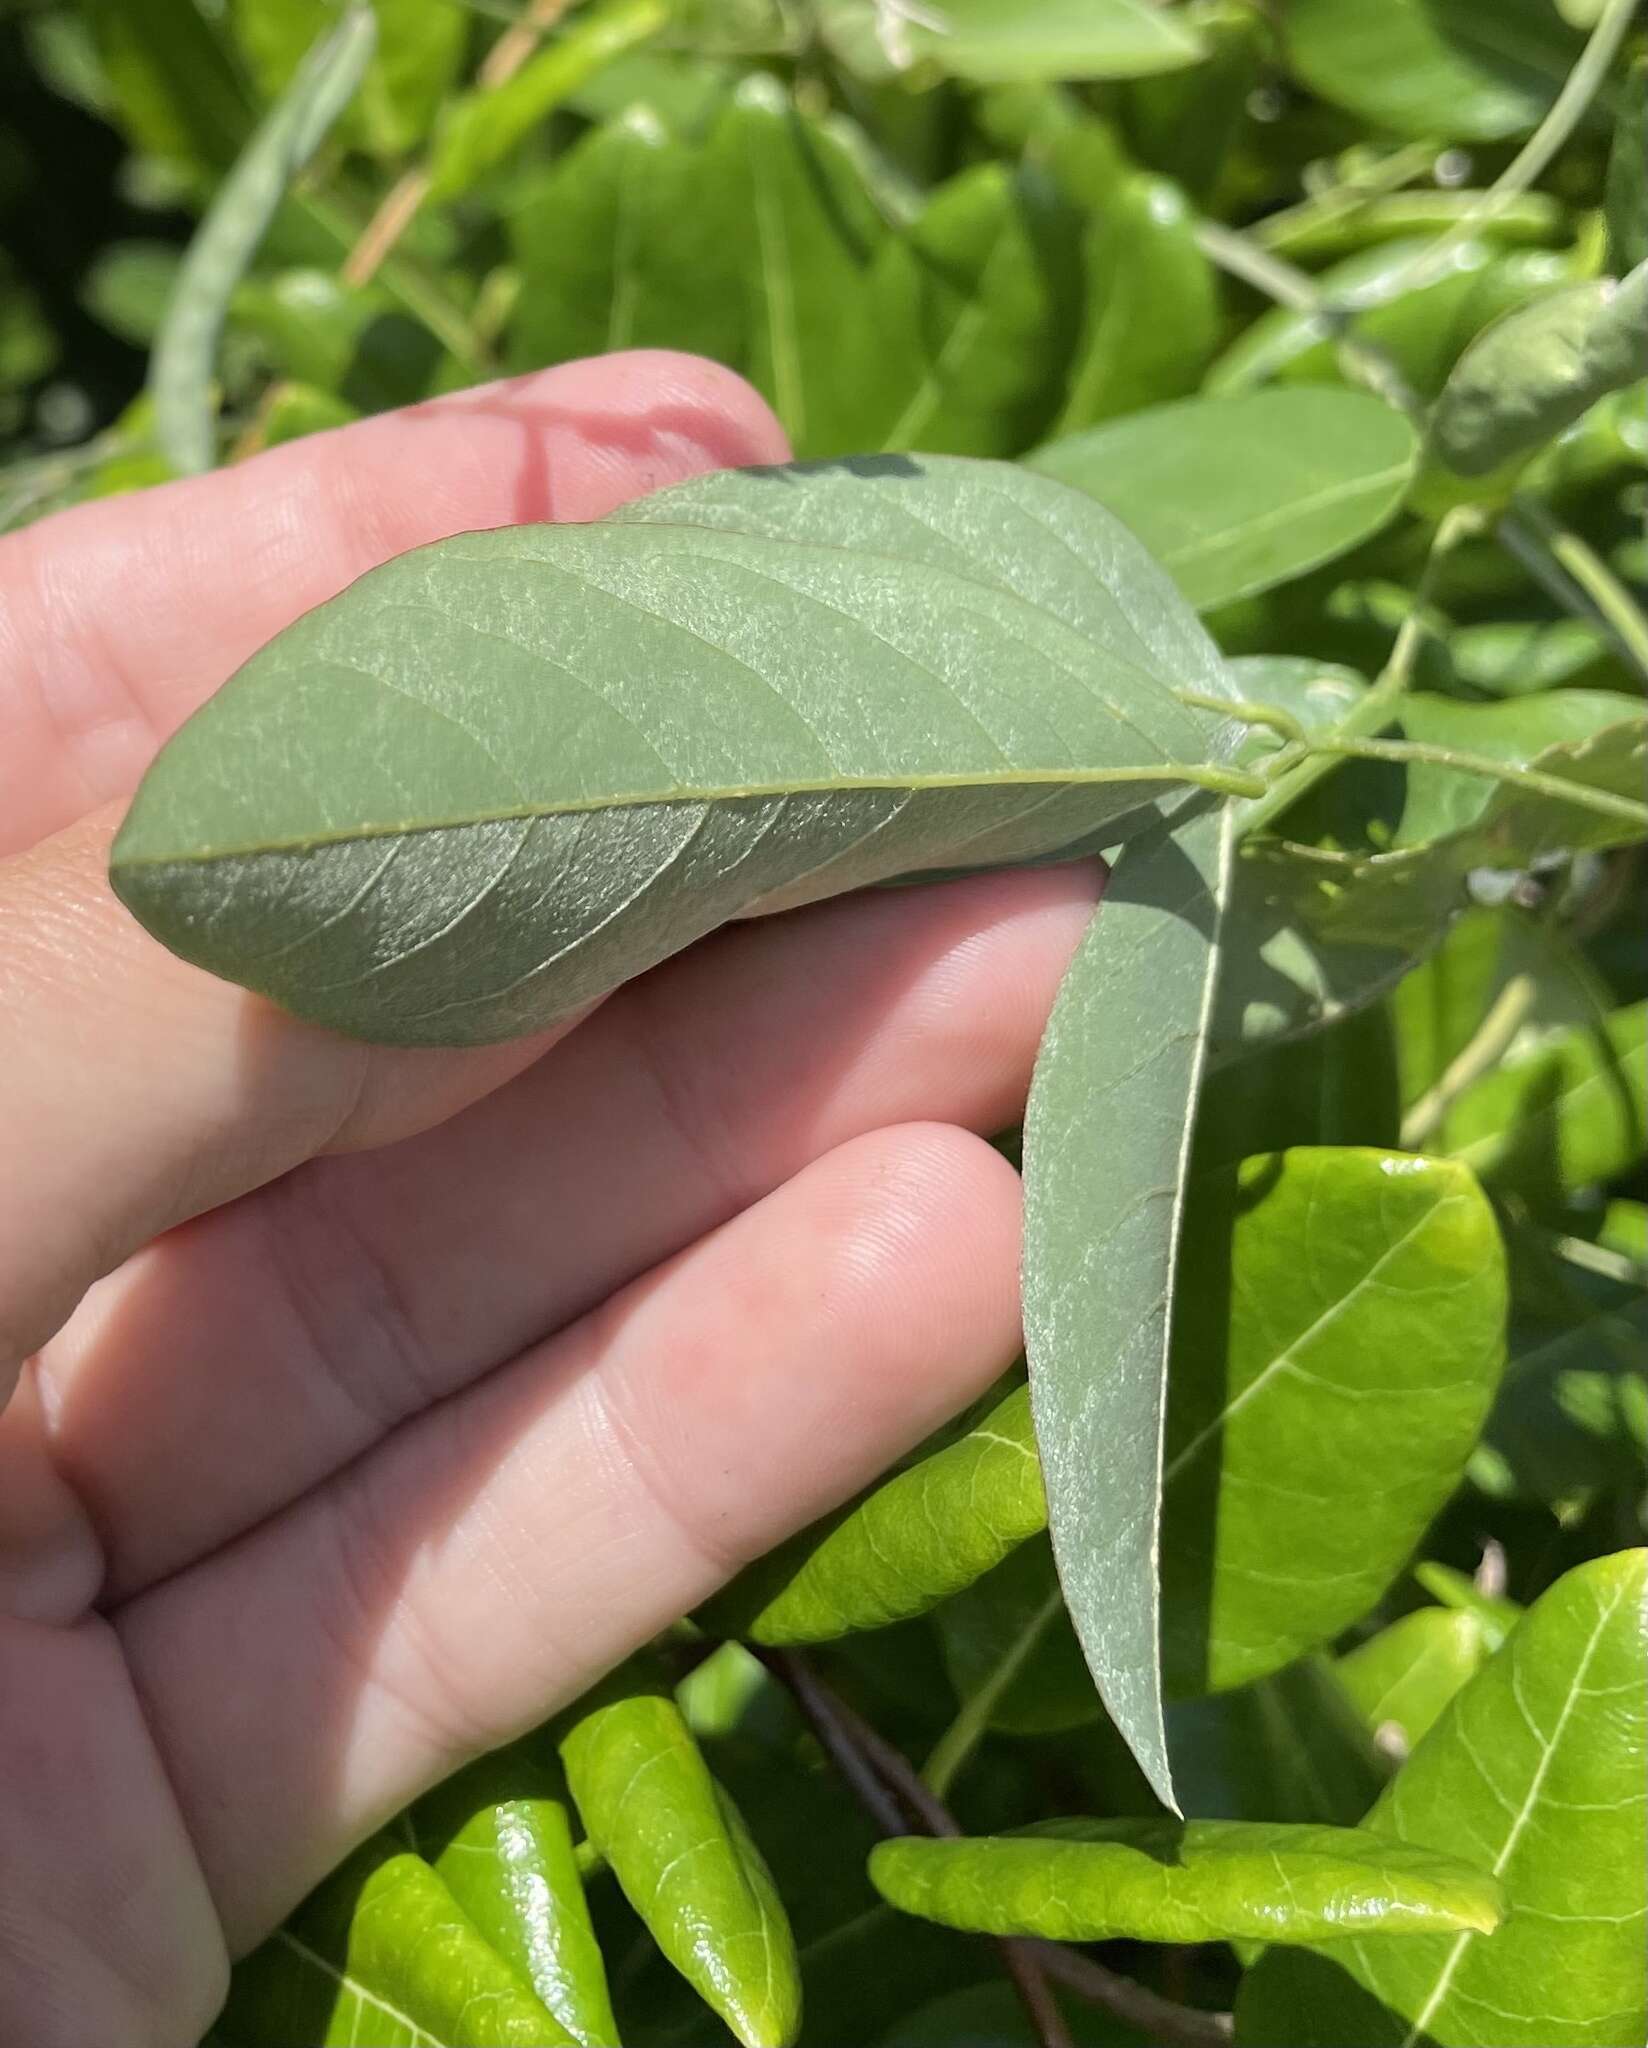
[1400,972,1537,1147]
[921,1587,1063,1800]
[1381,0,1636,297]
[1500,499,1648,685]
[1301,734,1648,830]
[1253,142,1438,252]
[1239,506,1484,838]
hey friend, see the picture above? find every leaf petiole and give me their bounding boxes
[1290,734,1648,831]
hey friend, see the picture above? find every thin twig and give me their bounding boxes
[1401,971,1538,1147]
[757,1648,1230,2048]
[343,0,575,288]
[1378,0,1637,298]
[1035,1946,1234,2048]
[1500,499,1648,685]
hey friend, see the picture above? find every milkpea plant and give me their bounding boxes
[6,1,1646,2042]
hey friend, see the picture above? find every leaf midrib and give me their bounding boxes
[116,761,1211,869]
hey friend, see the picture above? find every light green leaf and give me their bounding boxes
[1440,998,1648,1199]
[1605,58,1648,275]
[223,1837,576,2045]
[1429,264,1648,478]
[559,1673,801,2048]
[820,0,1207,84]
[428,0,666,200]
[701,1382,1045,1645]
[1048,173,1218,436]
[1023,802,1237,1811]
[1282,0,1584,142]
[149,5,376,474]
[415,1754,617,2048]
[84,0,252,174]
[1028,390,1417,611]
[1162,1148,1507,1695]
[111,455,1240,1048]
[870,1819,1503,1946]
[230,0,467,159]
[1336,1608,1494,1752]
[508,83,896,455]
[1237,1548,1648,2046]
[864,160,1079,456]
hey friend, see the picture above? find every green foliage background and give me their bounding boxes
[3,3,1645,2045]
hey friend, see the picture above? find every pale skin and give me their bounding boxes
[0,350,1098,2047]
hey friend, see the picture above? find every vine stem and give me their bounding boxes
[1379,0,1638,298]
[344,0,575,289]
[755,1648,1234,2048]
[1499,498,1648,685]
[1300,734,1648,831]
[1400,970,1538,1147]
[1237,503,1485,839]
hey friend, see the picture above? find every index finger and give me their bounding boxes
[0,350,788,857]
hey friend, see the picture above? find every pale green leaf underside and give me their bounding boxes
[111,455,1235,1047]
[870,1818,1504,1946]
[1023,803,1236,1811]
[1238,1548,1648,2046]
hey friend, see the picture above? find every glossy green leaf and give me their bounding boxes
[428,0,666,200]
[1429,264,1648,478]
[1337,1608,1494,1752]
[1028,390,1417,611]
[414,1755,617,2048]
[560,1673,800,2048]
[223,1837,577,2046]
[1605,58,1648,276]
[702,1382,1045,1644]
[230,0,467,159]
[871,1819,1503,1946]
[1441,998,1648,1199]
[1209,241,1573,401]
[1048,173,1218,435]
[149,5,376,474]
[1237,1548,1648,2046]
[111,455,1239,1047]
[1162,1148,1507,1694]
[820,0,1206,84]
[1259,190,1565,267]
[1024,802,1237,1810]
[1283,0,1583,142]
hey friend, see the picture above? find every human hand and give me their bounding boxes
[0,352,1097,2048]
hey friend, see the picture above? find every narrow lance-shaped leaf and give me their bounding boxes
[869,1818,1503,1947]
[1028,390,1418,612]
[700,1380,1045,1644]
[1238,1549,1648,2047]
[819,0,1207,84]
[110,456,1242,1048]
[149,5,376,475]
[1023,800,1237,1811]
[558,1669,801,2048]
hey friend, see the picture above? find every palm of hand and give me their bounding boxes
[0,353,1090,2047]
